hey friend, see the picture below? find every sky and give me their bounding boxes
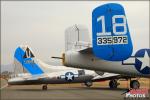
[1,1,149,66]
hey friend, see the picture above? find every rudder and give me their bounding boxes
[14,45,44,75]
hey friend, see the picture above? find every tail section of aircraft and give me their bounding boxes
[92,3,133,61]
[14,45,44,75]
[65,24,91,51]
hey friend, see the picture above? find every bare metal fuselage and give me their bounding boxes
[8,75,93,85]
[64,51,150,78]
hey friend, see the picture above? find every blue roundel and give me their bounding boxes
[134,49,150,74]
[92,3,133,61]
[65,72,74,81]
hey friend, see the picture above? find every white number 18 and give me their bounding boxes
[97,15,127,36]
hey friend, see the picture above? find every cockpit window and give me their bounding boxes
[78,70,85,76]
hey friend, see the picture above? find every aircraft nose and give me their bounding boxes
[8,78,21,85]
[8,79,15,85]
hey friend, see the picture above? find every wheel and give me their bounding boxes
[42,85,47,90]
[84,81,93,87]
[130,80,140,89]
[109,80,118,89]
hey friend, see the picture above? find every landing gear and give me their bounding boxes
[84,81,93,87]
[130,80,140,89]
[42,84,48,90]
[109,80,119,89]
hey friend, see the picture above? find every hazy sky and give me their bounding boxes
[1,1,149,65]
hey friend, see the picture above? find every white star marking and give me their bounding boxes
[66,73,74,80]
[137,51,150,71]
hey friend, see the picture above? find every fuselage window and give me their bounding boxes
[78,70,85,76]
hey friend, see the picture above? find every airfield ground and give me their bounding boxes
[0,78,150,100]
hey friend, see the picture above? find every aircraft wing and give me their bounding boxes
[24,74,48,81]
[91,73,134,82]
